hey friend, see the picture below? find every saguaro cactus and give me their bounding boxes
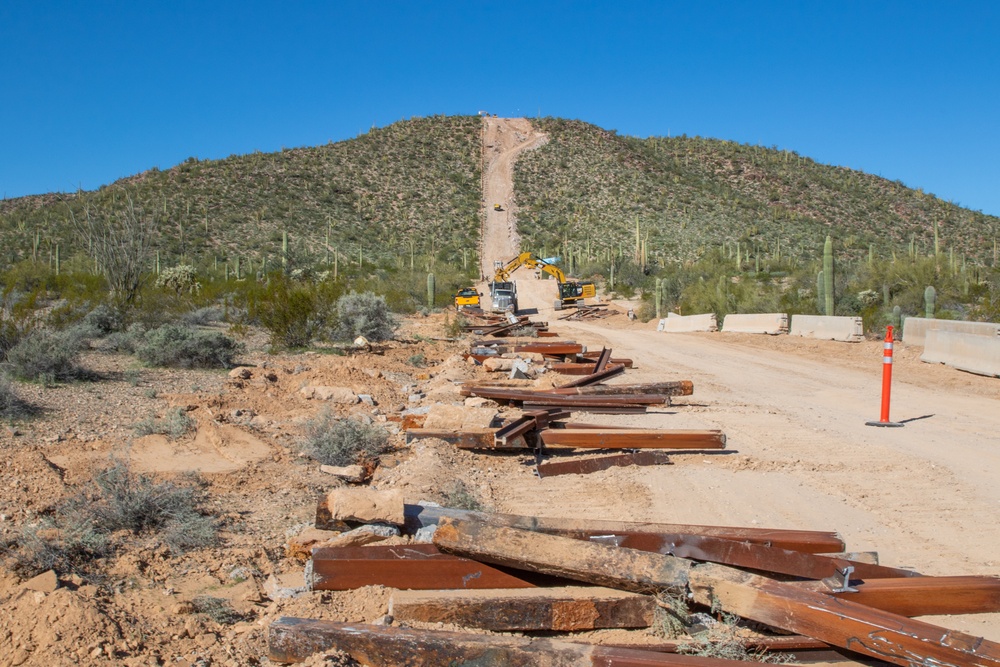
[816,271,825,314]
[924,286,936,318]
[427,272,435,309]
[892,305,901,333]
[823,235,834,316]
[655,278,662,318]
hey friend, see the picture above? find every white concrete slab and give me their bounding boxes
[921,330,1000,377]
[790,315,864,342]
[659,313,718,333]
[901,317,1000,346]
[721,313,789,335]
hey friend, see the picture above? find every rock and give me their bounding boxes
[326,487,405,526]
[357,394,376,406]
[300,386,359,404]
[354,336,370,346]
[315,524,400,549]
[21,569,58,593]
[482,358,515,372]
[408,393,424,403]
[464,397,498,409]
[319,464,366,483]
[196,632,218,648]
[228,367,253,380]
[263,572,308,601]
[264,372,278,383]
[424,404,497,430]
[286,528,344,561]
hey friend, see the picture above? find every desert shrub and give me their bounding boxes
[136,322,242,368]
[0,373,35,419]
[89,461,217,553]
[335,291,398,342]
[9,460,216,575]
[99,323,145,353]
[6,326,89,382]
[407,353,426,367]
[444,312,469,338]
[440,480,486,511]
[79,304,124,336]
[251,279,329,349]
[301,412,392,466]
[180,306,224,326]
[134,407,195,438]
[192,596,243,624]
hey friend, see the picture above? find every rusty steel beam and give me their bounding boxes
[404,428,497,448]
[689,563,1000,667]
[461,387,664,406]
[539,429,726,450]
[388,586,656,631]
[310,544,539,590]
[434,517,692,594]
[268,618,760,666]
[559,363,627,388]
[493,409,570,448]
[522,402,649,415]
[794,575,1000,616]
[513,343,585,355]
[544,381,694,397]
[592,347,613,373]
[579,351,634,367]
[400,504,845,554]
[537,451,673,478]
[663,534,919,580]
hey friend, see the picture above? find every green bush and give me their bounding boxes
[134,407,195,438]
[0,373,34,419]
[136,323,241,368]
[9,460,216,575]
[6,327,89,382]
[301,412,392,466]
[335,291,398,342]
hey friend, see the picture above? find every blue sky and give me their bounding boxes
[2,1,998,216]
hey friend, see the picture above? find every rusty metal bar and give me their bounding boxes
[521,402,649,415]
[389,586,656,631]
[549,361,632,374]
[404,429,497,448]
[537,451,673,478]
[401,505,845,554]
[513,343,585,355]
[663,534,919,580]
[539,429,725,450]
[544,381,694,397]
[310,544,538,590]
[689,562,1000,667]
[795,575,1000,616]
[433,516,692,594]
[268,618,757,666]
[592,347,613,373]
[559,363,627,388]
[462,386,664,406]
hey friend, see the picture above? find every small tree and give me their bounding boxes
[72,191,156,310]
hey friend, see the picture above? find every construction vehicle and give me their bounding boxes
[488,281,518,313]
[490,252,596,311]
[453,287,482,310]
[493,203,504,211]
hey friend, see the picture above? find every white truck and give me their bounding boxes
[488,281,518,313]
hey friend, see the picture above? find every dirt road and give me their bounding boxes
[478,117,547,280]
[510,275,1000,641]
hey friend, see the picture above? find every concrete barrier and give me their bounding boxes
[921,330,1000,377]
[721,313,789,335]
[901,317,1000,346]
[789,315,864,342]
[658,313,718,333]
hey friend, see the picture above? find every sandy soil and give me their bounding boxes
[478,117,548,280]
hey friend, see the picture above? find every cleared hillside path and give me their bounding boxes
[478,117,547,280]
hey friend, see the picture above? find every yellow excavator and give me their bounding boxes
[492,252,596,311]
